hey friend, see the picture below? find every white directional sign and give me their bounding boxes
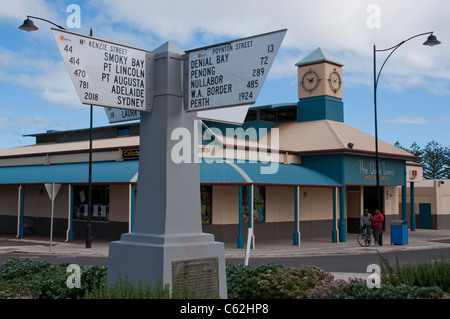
[52,28,153,112]
[184,29,286,111]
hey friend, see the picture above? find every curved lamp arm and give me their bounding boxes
[19,15,66,32]
[374,31,438,91]
[27,15,66,29]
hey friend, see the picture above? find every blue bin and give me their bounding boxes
[390,220,408,245]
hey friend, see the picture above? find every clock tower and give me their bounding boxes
[296,48,344,122]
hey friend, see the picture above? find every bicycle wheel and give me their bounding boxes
[357,233,370,247]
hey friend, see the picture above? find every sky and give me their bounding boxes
[0,0,449,151]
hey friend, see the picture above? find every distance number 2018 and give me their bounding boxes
[84,92,98,101]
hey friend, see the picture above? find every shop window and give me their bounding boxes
[201,185,212,225]
[242,185,266,224]
[73,185,109,221]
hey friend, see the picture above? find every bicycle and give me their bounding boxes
[357,226,372,247]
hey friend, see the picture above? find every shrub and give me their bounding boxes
[0,257,107,299]
[378,252,450,292]
[0,281,33,299]
[86,275,216,299]
[329,280,446,299]
[256,265,334,299]
[226,263,283,299]
[306,278,356,299]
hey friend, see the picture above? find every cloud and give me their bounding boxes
[383,116,432,124]
[0,45,81,109]
[88,0,450,94]
[382,115,450,124]
[0,116,12,131]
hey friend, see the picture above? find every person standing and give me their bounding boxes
[360,208,373,237]
[372,209,384,246]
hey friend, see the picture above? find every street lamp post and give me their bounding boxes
[373,32,441,212]
[19,16,94,248]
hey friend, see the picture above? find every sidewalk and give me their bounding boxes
[1,229,449,259]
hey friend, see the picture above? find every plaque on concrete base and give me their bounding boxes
[172,257,219,297]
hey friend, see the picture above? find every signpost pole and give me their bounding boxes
[107,42,228,298]
[45,183,61,252]
[86,28,93,249]
[50,183,54,252]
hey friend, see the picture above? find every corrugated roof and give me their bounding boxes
[0,159,339,187]
[260,120,414,159]
[199,161,341,187]
[0,161,139,184]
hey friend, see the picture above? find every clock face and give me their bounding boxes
[301,69,320,92]
[328,69,342,93]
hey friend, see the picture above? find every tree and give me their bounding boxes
[394,141,423,164]
[421,140,448,179]
[395,140,450,179]
[445,147,450,179]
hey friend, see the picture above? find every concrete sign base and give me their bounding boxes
[108,232,227,298]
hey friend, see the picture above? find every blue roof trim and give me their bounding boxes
[199,161,341,187]
[0,161,139,184]
[0,160,340,187]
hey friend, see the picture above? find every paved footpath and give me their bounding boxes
[1,229,449,280]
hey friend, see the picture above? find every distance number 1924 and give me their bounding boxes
[238,91,253,101]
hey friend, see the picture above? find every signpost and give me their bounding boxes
[52,28,153,112]
[184,29,286,111]
[44,183,61,252]
[53,27,287,299]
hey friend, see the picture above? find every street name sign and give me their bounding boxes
[104,107,141,123]
[52,28,153,112]
[184,29,286,111]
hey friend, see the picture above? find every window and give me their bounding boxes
[241,185,265,224]
[259,109,276,122]
[73,185,109,221]
[201,185,212,225]
[117,127,130,136]
[245,110,257,122]
[277,108,297,122]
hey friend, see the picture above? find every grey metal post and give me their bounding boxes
[107,42,227,298]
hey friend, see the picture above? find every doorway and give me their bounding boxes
[363,186,381,215]
[419,203,431,229]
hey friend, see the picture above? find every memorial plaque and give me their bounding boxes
[172,257,219,296]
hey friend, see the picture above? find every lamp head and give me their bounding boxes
[19,17,38,32]
[423,34,441,46]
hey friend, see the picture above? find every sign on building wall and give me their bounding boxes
[122,148,139,160]
[346,156,405,185]
[52,28,153,112]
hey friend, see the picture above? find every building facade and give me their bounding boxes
[1,48,438,248]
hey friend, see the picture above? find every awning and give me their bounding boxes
[0,160,340,187]
[200,161,341,187]
[0,161,139,184]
